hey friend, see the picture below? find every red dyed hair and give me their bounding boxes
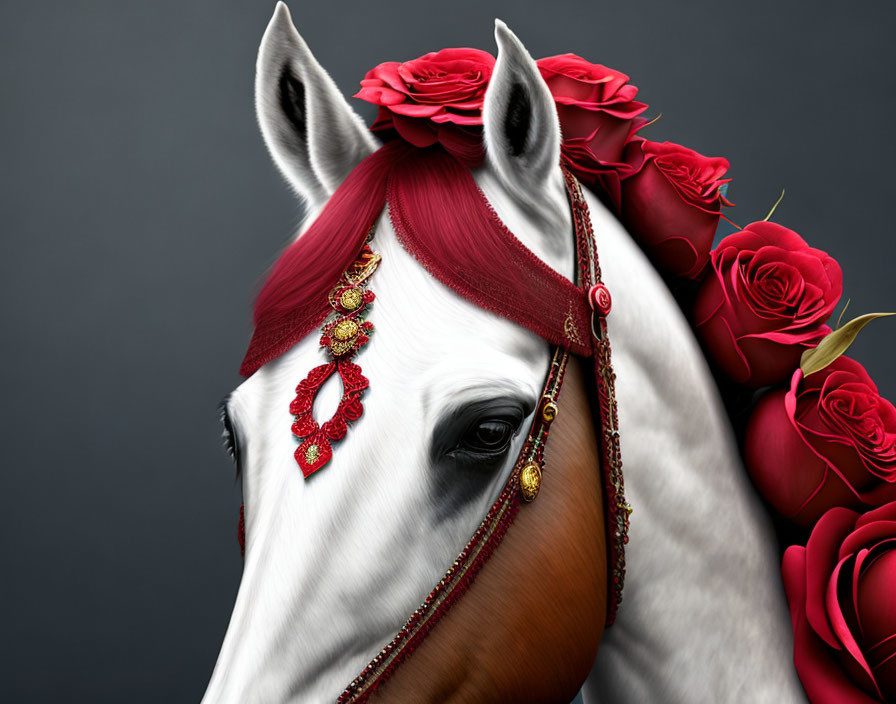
[240,142,590,376]
[239,141,405,376]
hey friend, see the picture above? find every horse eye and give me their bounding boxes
[462,419,514,454]
[430,398,529,466]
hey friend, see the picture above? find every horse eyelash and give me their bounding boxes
[218,396,238,463]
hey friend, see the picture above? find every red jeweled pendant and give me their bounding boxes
[290,240,381,477]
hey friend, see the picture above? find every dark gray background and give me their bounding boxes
[2,1,894,701]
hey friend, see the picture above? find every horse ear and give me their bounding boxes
[482,20,561,204]
[255,2,378,208]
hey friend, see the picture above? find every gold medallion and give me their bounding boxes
[333,318,359,341]
[520,462,542,502]
[340,288,362,311]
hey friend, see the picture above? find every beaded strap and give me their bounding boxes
[564,167,631,625]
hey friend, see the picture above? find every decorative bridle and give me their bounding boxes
[239,157,629,702]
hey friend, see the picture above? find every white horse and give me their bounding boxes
[202,4,806,702]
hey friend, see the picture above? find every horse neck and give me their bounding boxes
[573,187,806,703]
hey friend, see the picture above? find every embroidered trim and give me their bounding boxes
[290,236,381,478]
[564,168,631,626]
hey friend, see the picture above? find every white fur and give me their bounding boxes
[202,7,806,703]
[483,21,567,238]
[255,2,379,210]
[576,180,806,704]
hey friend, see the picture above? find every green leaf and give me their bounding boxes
[800,312,895,377]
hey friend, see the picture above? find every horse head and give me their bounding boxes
[203,5,610,702]
[204,4,809,703]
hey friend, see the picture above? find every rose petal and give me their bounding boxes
[839,522,896,561]
[857,502,896,528]
[782,547,881,703]
[857,547,896,699]
[805,507,862,647]
[826,554,884,698]
[391,114,438,148]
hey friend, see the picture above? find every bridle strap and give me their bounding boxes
[335,170,629,703]
[564,168,630,623]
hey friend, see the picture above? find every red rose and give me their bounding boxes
[355,48,494,165]
[538,54,647,165]
[538,54,647,205]
[782,502,896,702]
[745,357,896,528]
[619,139,731,278]
[693,222,843,387]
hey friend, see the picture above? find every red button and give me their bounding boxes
[588,283,612,316]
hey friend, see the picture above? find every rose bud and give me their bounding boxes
[355,48,495,165]
[693,222,843,387]
[782,502,896,702]
[745,357,896,528]
[619,139,731,279]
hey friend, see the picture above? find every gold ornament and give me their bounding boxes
[339,288,362,311]
[333,318,359,341]
[520,462,542,502]
[541,399,558,423]
[345,250,382,285]
[305,444,321,465]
